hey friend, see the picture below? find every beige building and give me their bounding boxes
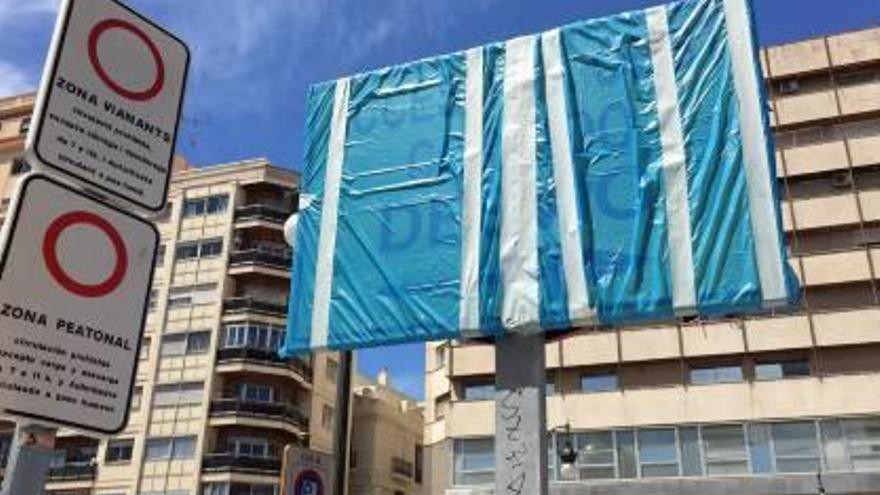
[349,370,424,495]
[424,27,880,495]
[0,92,342,495]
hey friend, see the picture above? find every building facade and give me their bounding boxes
[0,93,342,495]
[423,27,880,495]
[349,370,424,495]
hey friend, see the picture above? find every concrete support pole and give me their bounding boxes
[495,333,549,495]
[0,422,56,495]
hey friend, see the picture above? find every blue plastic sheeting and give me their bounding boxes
[282,0,800,355]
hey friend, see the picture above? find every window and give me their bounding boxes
[679,427,703,476]
[702,425,748,475]
[581,372,618,392]
[772,422,820,473]
[105,439,134,463]
[322,405,334,429]
[462,381,494,401]
[434,344,447,369]
[175,238,223,261]
[637,429,678,477]
[326,358,339,383]
[221,323,285,352]
[148,290,158,312]
[161,331,210,357]
[140,337,152,361]
[167,283,218,308]
[183,194,228,217]
[842,418,880,471]
[18,117,30,135]
[689,365,743,385]
[145,436,197,461]
[153,382,204,407]
[131,386,143,411]
[755,359,810,381]
[454,438,494,486]
[155,245,166,267]
[545,376,556,396]
[202,483,277,495]
[575,432,615,479]
[415,444,424,484]
[227,436,271,458]
[235,383,275,403]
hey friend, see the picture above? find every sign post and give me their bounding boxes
[0,0,188,492]
[495,333,550,495]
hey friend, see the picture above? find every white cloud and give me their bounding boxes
[0,60,35,98]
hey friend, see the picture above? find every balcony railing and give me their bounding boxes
[229,250,291,270]
[392,457,414,478]
[223,297,287,317]
[47,463,97,481]
[216,347,312,380]
[235,204,291,224]
[202,453,281,474]
[210,398,308,431]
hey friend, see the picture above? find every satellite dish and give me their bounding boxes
[284,213,298,249]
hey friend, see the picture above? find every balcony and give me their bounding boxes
[47,463,96,481]
[202,453,281,475]
[210,399,308,431]
[228,250,291,279]
[391,457,415,479]
[215,347,312,381]
[223,297,287,318]
[235,204,291,225]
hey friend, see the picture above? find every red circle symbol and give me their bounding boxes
[293,469,324,495]
[43,211,128,298]
[87,18,165,101]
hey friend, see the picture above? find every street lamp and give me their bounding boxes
[551,424,578,481]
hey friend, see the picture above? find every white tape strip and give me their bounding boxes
[460,48,484,331]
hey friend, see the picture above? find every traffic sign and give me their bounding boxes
[281,446,334,495]
[0,174,158,434]
[27,0,189,212]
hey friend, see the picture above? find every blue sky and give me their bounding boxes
[0,0,873,399]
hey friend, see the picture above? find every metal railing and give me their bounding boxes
[209,398,308,430]
[47,463,97,480]
[235,204,291,224]
[228,250,291,270]
[202,453,281,474]
[215,347,312,379]
[223,297,287,317]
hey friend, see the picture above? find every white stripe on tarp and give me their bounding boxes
[646,6,698,313]
[311,79,351,349]
[501,35,540,332]
[723,0,787,304]
[460,48,483,332]
[541,29,594,324]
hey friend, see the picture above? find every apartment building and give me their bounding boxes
[349,370,424,495]
[424,27,880,495]
[0,91,342,495]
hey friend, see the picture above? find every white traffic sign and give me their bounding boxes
[0,174,157,434]
[27,0,189,212]
[281,446,334,495]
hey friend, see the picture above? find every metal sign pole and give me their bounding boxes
[495,332,549,495]
[0,422,57,495]
[332,350,354,495]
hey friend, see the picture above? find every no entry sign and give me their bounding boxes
[0,174,157,434]
[281,446,334,495]
[27,0,189,212]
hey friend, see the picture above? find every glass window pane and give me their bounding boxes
[772,422,819,473]
[690,366,743,385]
[187,332,210,354]
[207,195,229,214]
[577,432,614,465]
[460,439,494,471]
[183,199,204,217]
[145,439,171,460]
[581,373,618,393]
[161,334,187,357]
[172,437,196,459]
[679,427,703,477]
[702,425,748,476]
[748,424,774,474]
[638,429,678,477]
[842,418,880,471]
[820,420,850,472]
[615,430,637,479]
[463,383,494,401]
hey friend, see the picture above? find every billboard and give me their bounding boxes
[283,0,799,355]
